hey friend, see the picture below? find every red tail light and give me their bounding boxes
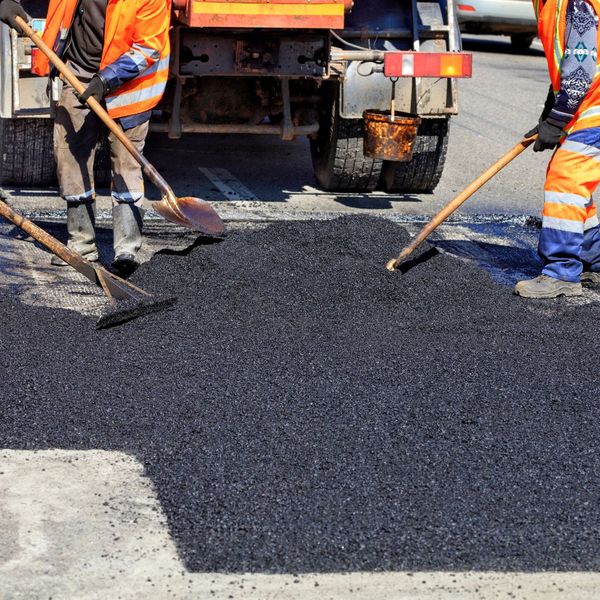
[384,52,473,78]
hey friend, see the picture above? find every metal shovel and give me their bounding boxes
[16,16,225,238]
[385,134,538,271]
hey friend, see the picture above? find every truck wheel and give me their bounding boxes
[510,34,535,53]
[0,118,55,186]
[311,87,382,192]
[382,118,449,194]
[0,117,111,187]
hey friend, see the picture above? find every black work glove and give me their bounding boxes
[540,84,556,121]
[532,117,565,152]
[0,0,30,32]
[78,74,108,105]
[525,85,558,139]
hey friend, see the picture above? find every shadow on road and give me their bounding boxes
[435,238,542,284]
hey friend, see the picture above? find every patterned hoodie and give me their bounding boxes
[549,0,599,124]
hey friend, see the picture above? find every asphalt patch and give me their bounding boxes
[1,216,599,573]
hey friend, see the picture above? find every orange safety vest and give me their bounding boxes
[535,0,600,133]
[32,0,171,119]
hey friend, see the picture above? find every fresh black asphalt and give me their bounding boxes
[1,216,599,573]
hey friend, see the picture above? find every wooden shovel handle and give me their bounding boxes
[0,197,146,300]
[385,135,537,271]
[0,196,95,275]
[15,16,173,200]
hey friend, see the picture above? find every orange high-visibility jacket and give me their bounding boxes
[32,0,171,119]
[535,0,600,133]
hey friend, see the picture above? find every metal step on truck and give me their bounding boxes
[0,0,471,194]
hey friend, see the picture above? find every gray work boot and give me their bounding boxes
[581,271,600,284]
[51,200,99,265]
[112,202,144,276]
[514,274,583,298]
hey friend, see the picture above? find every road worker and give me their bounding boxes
[0,0,171,276]
[516,0,600,298]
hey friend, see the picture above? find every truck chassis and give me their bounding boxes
[0,0,468,193]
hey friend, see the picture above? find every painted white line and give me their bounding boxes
[284,186,391,198]
[199,167,259,202]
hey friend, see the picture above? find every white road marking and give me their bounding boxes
[1,450,600,599]
[286,186,390,198]
[199,167,259,203]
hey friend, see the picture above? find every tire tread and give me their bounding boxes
[311,87,382,192]
[383,118,449,194]
[0,118,55,186]
[0,117,111,187]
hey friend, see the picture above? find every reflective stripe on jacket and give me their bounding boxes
[535,0,600,132]
[32,0,171,119]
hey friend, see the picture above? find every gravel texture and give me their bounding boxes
[1,216,599,573]
[96,294,177,329]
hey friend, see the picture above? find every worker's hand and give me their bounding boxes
[78,74,108,105]
[525,125,539,139]
[533,118,565,152]
[525,85,559,140]
[0,0,30,32]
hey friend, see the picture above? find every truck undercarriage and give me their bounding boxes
[0,0,470,193]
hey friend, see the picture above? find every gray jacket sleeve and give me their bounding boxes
[548,0,599,124]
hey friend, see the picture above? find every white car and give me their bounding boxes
[457,0,538,52]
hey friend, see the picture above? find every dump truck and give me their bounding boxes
[0,0,471,193]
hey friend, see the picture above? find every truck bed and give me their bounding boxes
[174,0,346,29]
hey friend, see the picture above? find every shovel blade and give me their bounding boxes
[96,295,177,329]
[153,196,226,237]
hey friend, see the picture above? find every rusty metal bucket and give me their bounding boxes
[363,111,421,162]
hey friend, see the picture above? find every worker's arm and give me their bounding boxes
[534,0,598,150]
[550,0,598,124]
[97,0,170,93]
[0,0,29,32]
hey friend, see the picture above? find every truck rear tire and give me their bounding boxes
[0,117,111,187]
[510,34,535,53]
[382,118,449,194]
[0,118,55,186]
[311,87,382,192]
